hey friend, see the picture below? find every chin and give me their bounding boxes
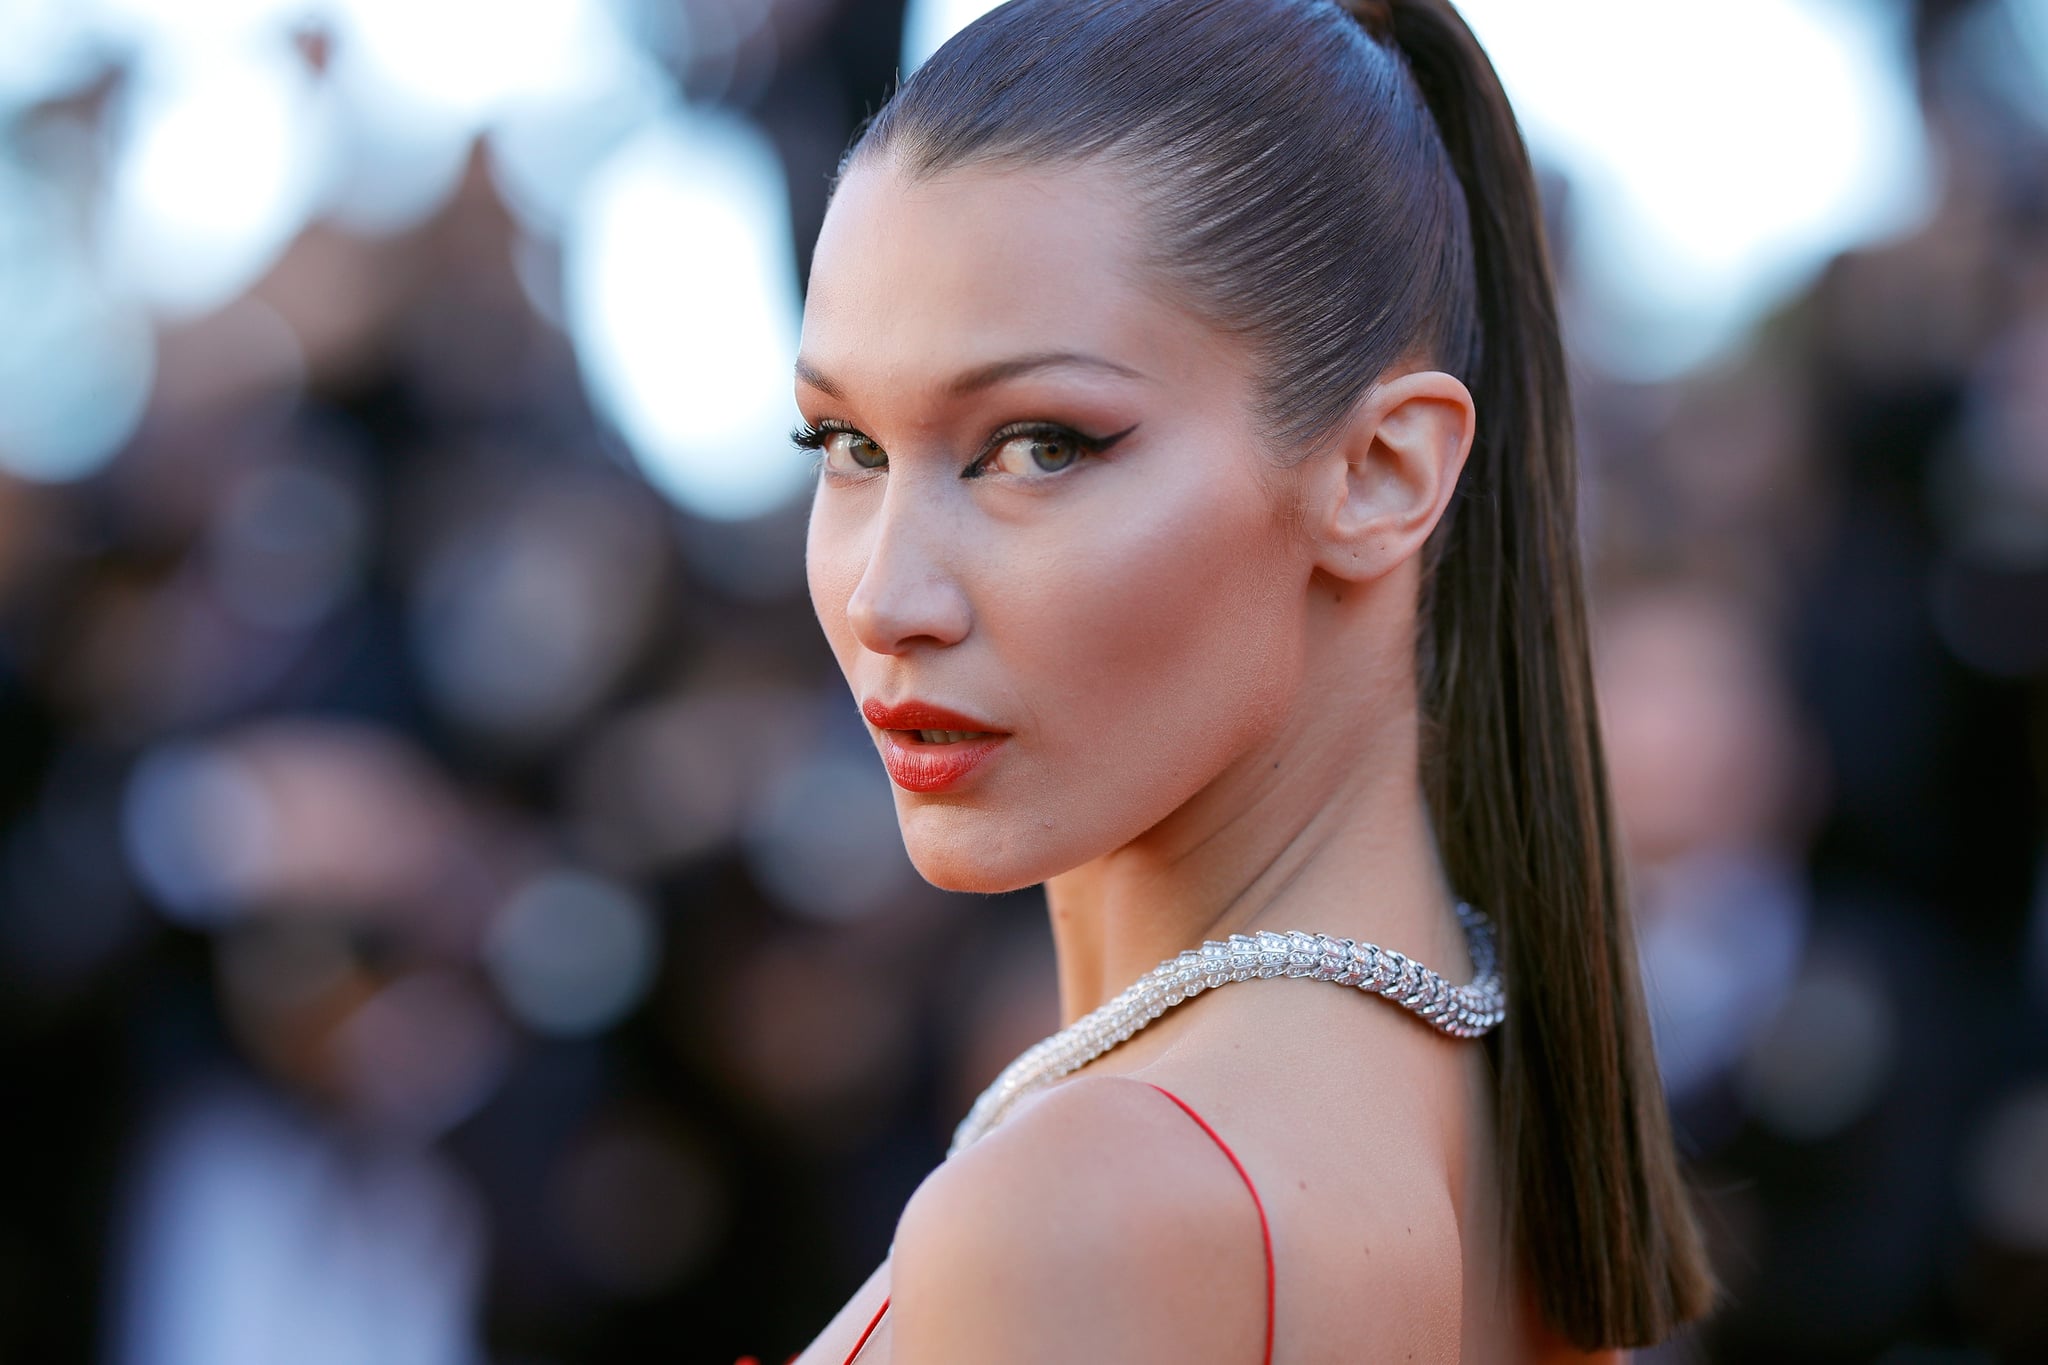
[895,803,1072,896]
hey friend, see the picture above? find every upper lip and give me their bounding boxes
[862,697,1008,733]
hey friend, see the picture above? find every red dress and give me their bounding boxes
[836,1081,1275,1364]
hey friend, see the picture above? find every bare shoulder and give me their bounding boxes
[1107,986,1482,1360]
[886,1073,1267,1362]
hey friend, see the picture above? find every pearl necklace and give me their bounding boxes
[948,902,1506,1158]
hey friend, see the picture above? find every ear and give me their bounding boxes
[1300,368,1475,584]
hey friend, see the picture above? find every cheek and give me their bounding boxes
[805,501,861,669]
[996,457,1302,804]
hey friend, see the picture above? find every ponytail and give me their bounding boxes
[857,0,1717,1347]
[1375,0,1720,1345]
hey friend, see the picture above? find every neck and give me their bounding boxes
[1041,672,1467,1028]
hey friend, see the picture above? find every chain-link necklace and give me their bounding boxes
[949,902,1506,1158]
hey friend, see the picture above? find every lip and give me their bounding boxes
[861,697,1010,793]
[861,698,1007,733]
[876,730,1008,792]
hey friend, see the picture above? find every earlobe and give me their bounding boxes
[1308,368,1475,584]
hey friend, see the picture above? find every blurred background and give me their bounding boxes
[0,0,2042,1360]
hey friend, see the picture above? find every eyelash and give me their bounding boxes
[789,418,1133,480]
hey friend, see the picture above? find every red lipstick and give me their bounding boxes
[862,697,1010,793]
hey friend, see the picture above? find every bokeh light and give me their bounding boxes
[563,108,809,521]
[1459,0,1932,377]
[483,868,661,1037]
[101,47,334,319]
[121,740,276,929]
[0,161,155,482]
[742,745,922,924]
[901,0,1004,70]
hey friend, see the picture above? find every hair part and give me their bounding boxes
[843,0,1717,1347]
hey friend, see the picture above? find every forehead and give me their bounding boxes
[800,156,1226,397]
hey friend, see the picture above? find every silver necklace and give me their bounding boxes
[948,902,1506,1158]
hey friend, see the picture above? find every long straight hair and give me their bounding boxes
[842,0,1716,1347]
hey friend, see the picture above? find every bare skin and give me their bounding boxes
[792,153,1621,1364]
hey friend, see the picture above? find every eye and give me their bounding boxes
[978,426,1084,476]
[969,421,1136,480]
[828,429,888,471]
[792,419,887,475]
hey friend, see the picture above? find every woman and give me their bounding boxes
[786,0,1716,1359]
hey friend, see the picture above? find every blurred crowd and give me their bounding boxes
[0,0,2043,1362]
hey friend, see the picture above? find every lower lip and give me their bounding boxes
[878,730,1009,792]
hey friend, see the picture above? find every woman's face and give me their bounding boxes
[799,156,1313,893]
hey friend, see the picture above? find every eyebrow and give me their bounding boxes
[794,350,1148,401]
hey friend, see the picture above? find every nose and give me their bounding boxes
[843,489,972,656]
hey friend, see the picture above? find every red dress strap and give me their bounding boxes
[842,1083,1277,1365]
[841,1294,889,1364]
[1143,1082,1276,1365]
